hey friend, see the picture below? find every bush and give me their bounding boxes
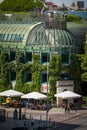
[67,14,82,23]
[82,96,87,107]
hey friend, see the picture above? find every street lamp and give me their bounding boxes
[46,52,49,128]
[44,13,50,128]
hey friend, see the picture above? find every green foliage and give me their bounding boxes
[0,51,10,91]
[15,51,24,72]
[49,55,61,79]
[0,13,8,20]
[84,41,87,54]
[69,54,82,94]
[0,49,84,101]
[69,54,80,80]
[79,54,87,82]
[67,14,82,23]
[83,96,87,106]
[10,51,24,92]
[0,0,43,12]
[49,55,61,103]
[15,72,24,92]
[31,54,41,92]
[22,83,31,93]
[11,13,33,21]
[77,42,87,82]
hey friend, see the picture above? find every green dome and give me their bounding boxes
[27,22,76,52]
[0,22,76,53]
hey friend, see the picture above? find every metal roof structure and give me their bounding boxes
[0,21,77,53]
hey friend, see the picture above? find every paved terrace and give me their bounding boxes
[0,106,87,130]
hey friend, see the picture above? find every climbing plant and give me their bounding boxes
[31,54,41,92]
[49,55,61,103]
[69,54,82,94]
[0,51,10,91]
[14,51,24,92]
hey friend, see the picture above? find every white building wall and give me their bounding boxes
[56,80,74,107]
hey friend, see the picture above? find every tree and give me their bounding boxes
[0,0,43,12]
[67,14,82,23]
[78,41,87,82]
[80,55,87,82]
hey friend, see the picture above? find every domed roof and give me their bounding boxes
[0,22,76,52]
[27,22,76,51]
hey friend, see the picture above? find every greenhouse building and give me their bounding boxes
[0,14,78,97]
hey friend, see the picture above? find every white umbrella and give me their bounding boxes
[54,91,81,108]
[54,91,81,99]
[21,91,47,99]
[0,89,24,97]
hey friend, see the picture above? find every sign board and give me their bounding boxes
[41,83,49,94]
[56,80,74,87]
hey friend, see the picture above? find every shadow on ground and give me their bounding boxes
[0,116,81,130]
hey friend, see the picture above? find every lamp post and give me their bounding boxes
[44,13,50,128]
[46,52,49,128]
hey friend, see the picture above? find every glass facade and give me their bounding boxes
[9,71,16,81]
[0,21,77,83]
[24,71,32,82]
[0,33,23,42]
[10,51,16,61]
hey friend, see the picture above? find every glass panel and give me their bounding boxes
[42,73,47,83]
[0,34,4,41]
[9,71,16,81]
[14,34,23,42]
[61,48,69,64]
[7,34,12,41]
[35,32,44,43]
[24,71,32,82]
[4,34,8,41]
[11,34,15,41]
[10,51,16,61]
[27,72,32,81]
[61,53,69,64]
[25,52,32,62]
[41,53,50,63]
[15,34,20,41]
[4,53,9,62]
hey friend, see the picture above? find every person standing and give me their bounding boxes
[64,104,70,113]
[65,104,67,113]
[13,108,18,120]
[19,106,22,119]
[31,117,35,130]
[67,104,70,113]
